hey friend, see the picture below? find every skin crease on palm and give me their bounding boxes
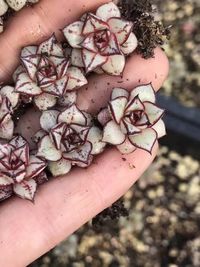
[0,0,169,266]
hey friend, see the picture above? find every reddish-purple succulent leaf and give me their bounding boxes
[13,179,37,201]
[82,49,108,73]
[97,108,111,126]
[13,143,29,165]
[143,101,164,125]
[129,128,158,153]
[42,75,69,96]
[63,21,84,48]
[102,120,126,145]
[125,96,145,114]
[50,122,66,150]
[70,124,90,142]
[48,158,72,177]
[40,110,59,131]
[63,141,92,164]
[101,33,121,56]
[107,17,133,45]
[96,2,121,21]
[25,155,47,179]
[58,104,87,125]
[0,96,12,123]
[120,117,141,135]
[37,34,63,57]
[82,13,109,35]
[10,135,28,149]
[0,185,13,202]
[66,67,88,91]
[108,96,128,124]
[15,71,42,96]
[34,171,48,185]
[81,34,98,53]
[49,55,69,78]
[21,54,40,80]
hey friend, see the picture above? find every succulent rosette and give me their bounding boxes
[0,135,47,202]
[98,84,166,154]
[0,85,19,140]
[36,104,106,176]
[14,35,87,110]
[63,2,137,75]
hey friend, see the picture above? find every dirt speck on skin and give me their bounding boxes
[129,163,136,169]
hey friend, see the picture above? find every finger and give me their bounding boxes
[0,144,158,267]
[15,47,169,145]
[0,0,109,81]
[0,48,168,266]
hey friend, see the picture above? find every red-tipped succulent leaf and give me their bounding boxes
[63,2,137,75]
[36,104,106,176]
[14,35,87,110]
[0,136,47,202]
[98,84,166,154]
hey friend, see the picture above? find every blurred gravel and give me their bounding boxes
[31,0,200,266]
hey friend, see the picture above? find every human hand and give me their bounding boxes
[0,0,169,266]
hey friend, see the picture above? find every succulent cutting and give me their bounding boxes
[0,2,166,203]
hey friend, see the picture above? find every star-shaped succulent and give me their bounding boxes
[36,105,106,176]
[14,35,87,110]
[98,84,166,154]
[0,135,47,202]
[63,2,137,75]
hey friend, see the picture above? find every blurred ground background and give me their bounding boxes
[31,0,200,266]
